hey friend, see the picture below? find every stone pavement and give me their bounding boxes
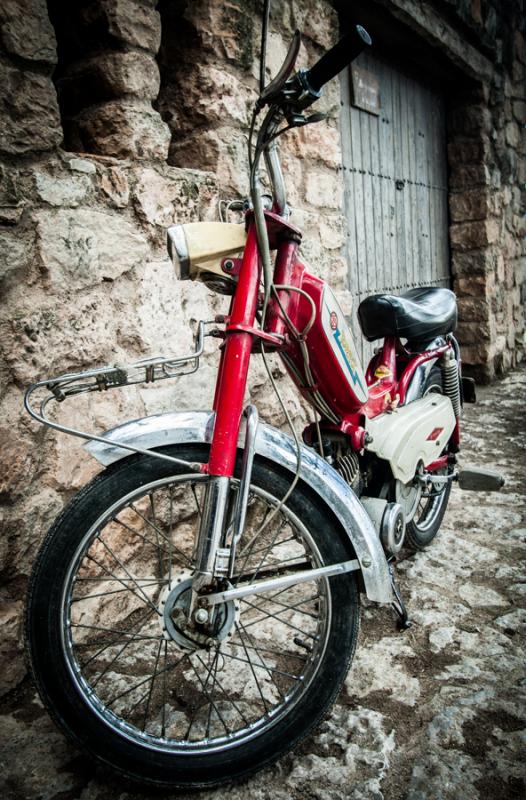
[1,368,525,800]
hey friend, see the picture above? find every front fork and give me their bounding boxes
[190,224,262,611]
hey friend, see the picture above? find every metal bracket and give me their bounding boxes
[225,323,284,348]
[23,321,209,471]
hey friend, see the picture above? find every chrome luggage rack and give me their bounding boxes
[24,321,209,471]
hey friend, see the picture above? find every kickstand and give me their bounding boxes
[389,563,412,631]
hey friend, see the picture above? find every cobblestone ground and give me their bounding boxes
[1,368,525,800]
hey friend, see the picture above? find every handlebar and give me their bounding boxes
[305,25,372,92]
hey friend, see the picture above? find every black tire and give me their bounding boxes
[26,444,360,789]
[404,366,452,550]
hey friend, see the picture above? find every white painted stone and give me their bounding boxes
[494,608,526,633]
[408,750,482,800]
[346,637,421,706]
[429,626,456,652]
[34,208,149,290]
[458,583,508,607]
[34,171,92,207]
[68,158,97,174]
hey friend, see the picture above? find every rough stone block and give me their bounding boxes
[34,208,149,290]
[450,219,499,251]
[100,0,161,53]
[0,601,25,696]
[512,101,526,123]
[99,167,130,208]
[178,0,254,70]
[505,121,520,149]
[0,229,31,283]
[0,63,62,155]
[33,169,92,207]
[448,105,492,136]
[460,344,494,365]
[74,100,170,161]
[449,163,490,189]
[279,153,304,207]
[0,164,24,225]
[319,215,345,250]
[169,129,221,172]
[287,122,342,170]
[455,319,491,343]
[455,273,494,298]
[283,0,338,49]
[457,296,492,323]
[447,137,490,165]
[305,169,342,210]
[57,51,161,110]
[0,0,56,64]
[449,189,491,222]
[178,65,252,130]
[133,166,211,227]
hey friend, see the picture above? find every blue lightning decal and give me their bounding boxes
[333,328,366,395]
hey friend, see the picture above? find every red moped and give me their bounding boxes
[25,8,503,790]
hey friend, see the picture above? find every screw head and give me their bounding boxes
[194,608,209,624]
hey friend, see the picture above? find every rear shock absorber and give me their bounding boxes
[442,350,461,417]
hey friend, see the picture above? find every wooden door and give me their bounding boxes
[340,53,450,366]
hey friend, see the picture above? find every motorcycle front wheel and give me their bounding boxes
[27,444,360,789]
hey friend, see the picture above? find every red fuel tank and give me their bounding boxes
[278,267,369,422]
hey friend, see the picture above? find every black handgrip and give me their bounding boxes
[305,25,372,92]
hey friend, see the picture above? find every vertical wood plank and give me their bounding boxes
[341,53,450,360]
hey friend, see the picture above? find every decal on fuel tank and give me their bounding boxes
[321,286,368,404]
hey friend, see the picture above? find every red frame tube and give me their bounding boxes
[208,213,460,472]
[397,344,450,405]
[207,224,261,477]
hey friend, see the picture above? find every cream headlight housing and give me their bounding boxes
[167,222,247,293]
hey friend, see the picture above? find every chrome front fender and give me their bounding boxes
[85,411,393,604]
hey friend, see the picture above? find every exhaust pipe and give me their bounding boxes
[457,467,505,492]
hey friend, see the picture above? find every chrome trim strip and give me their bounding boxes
[166,225,190,280]
[85,411,393,604]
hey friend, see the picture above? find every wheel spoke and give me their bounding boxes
[57,470,335,755]
[233,623,270,713]
[105,651,188,709]
[240,598,318,637]
[93,537,161,616]
[141,638,164,732]
[78,606,157,673]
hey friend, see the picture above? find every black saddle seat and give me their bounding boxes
[358,287,457,342]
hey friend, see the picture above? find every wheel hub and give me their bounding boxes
[395,468,423,523]
[159,572,238,651]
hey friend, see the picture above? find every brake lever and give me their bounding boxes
[257,29,302,109]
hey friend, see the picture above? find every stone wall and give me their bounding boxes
[0,0,524,694]
[0,0,346,694]
[443,1,526,380]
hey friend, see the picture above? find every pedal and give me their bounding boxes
[389,564,412,631]
[461,376,476,403]
[457,467,505,491]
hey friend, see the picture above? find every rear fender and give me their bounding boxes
[85,411,393,604]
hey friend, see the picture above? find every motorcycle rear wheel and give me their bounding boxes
[26,444,360,789]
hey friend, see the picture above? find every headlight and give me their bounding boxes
[166,222,246,291]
